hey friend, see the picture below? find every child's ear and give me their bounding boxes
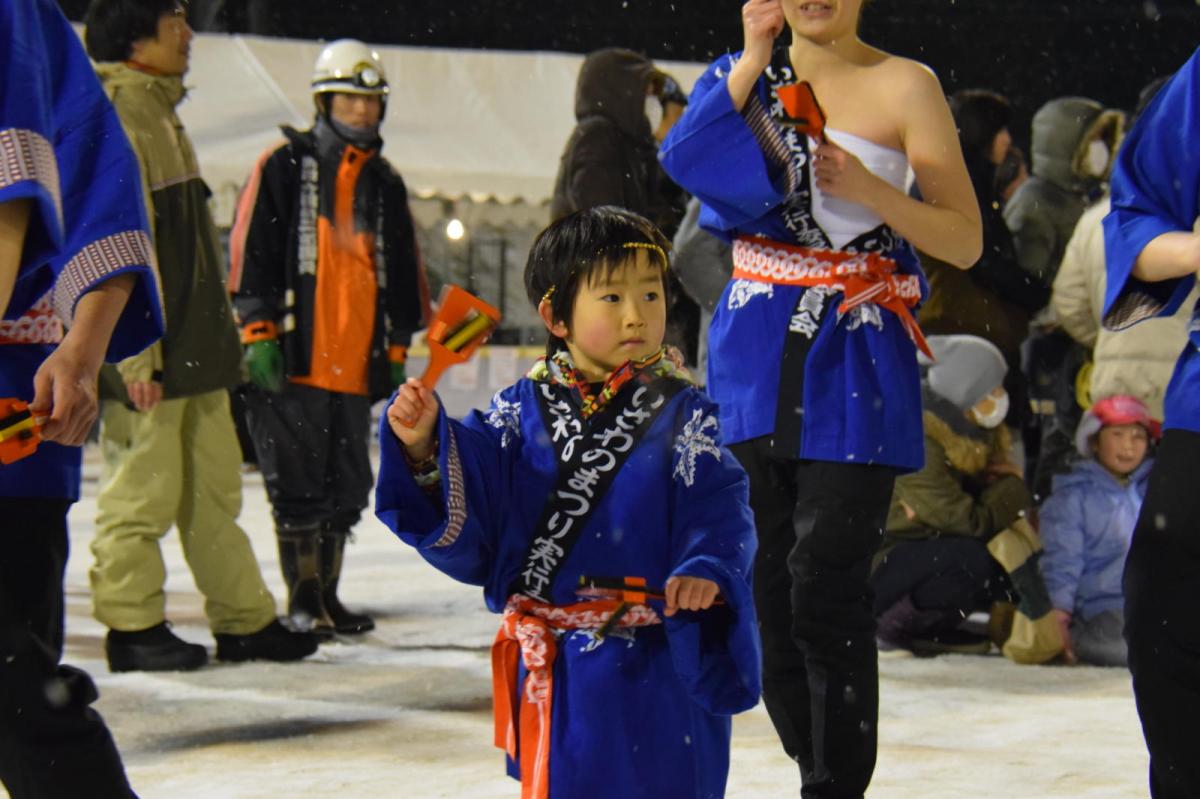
[537,299,569,338]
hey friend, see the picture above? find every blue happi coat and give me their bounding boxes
[1103,46,1200,434]
[0,0,162,498]
[659,52,927,471]
[375,368,761,799]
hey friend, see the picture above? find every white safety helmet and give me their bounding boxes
[311,39,389,101]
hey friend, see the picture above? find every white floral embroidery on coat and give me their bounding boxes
[841,302,884,334]
[485,393,522,448]
[727,279,774,310]
[673,409,722,487]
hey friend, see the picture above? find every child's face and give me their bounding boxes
[558,251,666,382]
[1093,423,1150,479]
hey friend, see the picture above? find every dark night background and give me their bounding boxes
[58,1,1200,151]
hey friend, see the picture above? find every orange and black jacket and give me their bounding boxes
[229,124,429,400]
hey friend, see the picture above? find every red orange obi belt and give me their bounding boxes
[731,236,931,359]
[491,593,662,799]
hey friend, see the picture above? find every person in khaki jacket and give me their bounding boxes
[872,336,1030,655]
[83,0,316,672]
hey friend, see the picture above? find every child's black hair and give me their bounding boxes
[524,206,671,357]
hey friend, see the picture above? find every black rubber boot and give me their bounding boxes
[277,534,335,638]
[319,533,375,634]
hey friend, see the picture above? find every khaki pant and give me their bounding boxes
[91,390,276,635]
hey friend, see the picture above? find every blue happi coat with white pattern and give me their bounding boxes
[375,370,761,799]
[659,51,928,471]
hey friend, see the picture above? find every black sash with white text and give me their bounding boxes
[515,376,687,602]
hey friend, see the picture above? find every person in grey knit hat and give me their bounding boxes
[925,334,1010,425]
[872,334,1030,655]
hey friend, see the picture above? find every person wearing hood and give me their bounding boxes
[1038,395,1157,668]
[229,39,430,638]
[83,0,318,671]
[550,48,700,364]
[1050,77,1187,424]
[1008,96,1125,502]
[551,47,687,229]
[1005,96,1123,286]
[873,335,1029,655]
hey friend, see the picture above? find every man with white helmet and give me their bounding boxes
[230,39,429,637]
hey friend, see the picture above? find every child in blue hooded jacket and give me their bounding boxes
[1038,394,1159,666]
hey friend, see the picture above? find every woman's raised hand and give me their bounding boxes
[741,0,784,69]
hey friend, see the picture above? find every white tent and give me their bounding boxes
[127,31,707,225]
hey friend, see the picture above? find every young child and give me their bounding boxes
[1038,395,1159,667]
[376,206,761,799]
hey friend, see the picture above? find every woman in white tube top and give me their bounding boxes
[659,2,982,797]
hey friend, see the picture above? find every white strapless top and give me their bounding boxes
[808,128,912,250]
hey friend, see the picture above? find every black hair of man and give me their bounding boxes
[83,0,182,62]
[948,89,1013,166]
[524,205,671,358]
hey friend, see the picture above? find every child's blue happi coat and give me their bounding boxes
[375,374,761,799]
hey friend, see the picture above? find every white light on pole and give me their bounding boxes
[445,218,465,241]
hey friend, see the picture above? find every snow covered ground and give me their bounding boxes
[22,445,1151,799]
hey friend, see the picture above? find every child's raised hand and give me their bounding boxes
[386,377,440,457]
[663,575,721,617]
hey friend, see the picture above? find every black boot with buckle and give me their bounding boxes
[319,532,374,634]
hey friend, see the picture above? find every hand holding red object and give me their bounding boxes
[396,285,501,429]
[0,398,48,465]
[777,80,827,144]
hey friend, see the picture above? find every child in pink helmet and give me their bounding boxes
[1038,395,1160,666]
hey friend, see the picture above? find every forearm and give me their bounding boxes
[58,272,137,374]
[0,198,32,316]
[726,53,768,113]
[866,178,981,268]
[1131,231,1200,283]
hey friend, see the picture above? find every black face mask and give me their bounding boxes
[314,107,381,150]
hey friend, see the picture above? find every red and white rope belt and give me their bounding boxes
[491,594,661,799]
[731,236,932,359]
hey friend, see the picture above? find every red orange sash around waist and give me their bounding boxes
[492,594,662,799]
[731,236,932,359]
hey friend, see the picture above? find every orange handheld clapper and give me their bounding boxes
[0,398,48,465]
[777,80,827,144]
[576,575,726,606]
[399,285,501,428]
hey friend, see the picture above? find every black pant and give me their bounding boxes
[1124,429,1200,798]
[872,536,1010,619]
[244,382,373,534]
[731,438,896,799]
[0,498,135,799]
